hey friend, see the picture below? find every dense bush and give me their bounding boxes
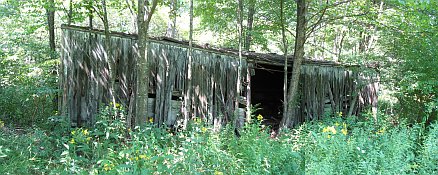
[0,56,58,127]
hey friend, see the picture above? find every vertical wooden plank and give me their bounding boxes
[318,67,325,119]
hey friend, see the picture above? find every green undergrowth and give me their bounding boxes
[0,107,437,174]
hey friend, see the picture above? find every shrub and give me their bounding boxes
[418,122,438,174]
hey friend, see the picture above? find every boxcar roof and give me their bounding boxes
[61,24,368,68]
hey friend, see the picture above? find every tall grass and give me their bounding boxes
[0,107,437,174]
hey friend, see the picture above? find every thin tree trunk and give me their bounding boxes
[46,0,57,113]
[125,0,138,33]
[245,0,255,51]
[246,65,251,122]
[235,0,243,127]
[47,0,56,60]
[280,0,288,122]
[281,0,307,129]
[166,0,178,38]
[88,0,93,28]
[244,0,255,121]
[67,0,73,25]
[183,0,193,128]
[136,0,158,127]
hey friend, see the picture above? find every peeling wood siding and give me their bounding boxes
[61,25,378,127]
[61,28,247,127]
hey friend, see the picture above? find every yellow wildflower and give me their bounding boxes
[139,154,147,159]
[103,163,112,171]
[376,128,385,134]
[327,135,332,139]
[201,127,207,133]
[257,114,263,121]
[337,112,343,117]
[149,118,154,123]
[70,138,75,144]
[71,130,76,135]
[82,129,89,136]
[335,122,340,127]
[324,126,337,134]
[341,122,348,135]
[341,128,348,135]
[115,103,121,108]
[214,171,224,175]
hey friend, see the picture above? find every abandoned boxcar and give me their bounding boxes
[60,25,378,128]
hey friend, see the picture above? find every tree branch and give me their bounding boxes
[306,1,328,40]
[146,0,159,24]
[306,12,369,38]
[91,5,105,23]
[307,0,351,22]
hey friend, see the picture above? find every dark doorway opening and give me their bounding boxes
[251,64,286,129]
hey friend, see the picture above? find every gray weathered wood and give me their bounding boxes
[60,25,379,127]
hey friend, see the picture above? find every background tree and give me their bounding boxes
[244,0,255,50]
[166,0,179,38]
[46,0,56,59]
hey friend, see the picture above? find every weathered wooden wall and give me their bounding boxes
[289,65,378,124]
[148,41,247,126]
[60,25,247,127]
[61,25,378,127]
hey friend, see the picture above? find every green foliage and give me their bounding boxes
[0,127,63,174]
[1,0,437,174]
[2,107,295,174]
[194,0,296,51]
[0,0,58,127]
[295,114,435,174]
[2,110,438,174]
[418,122,438,174]
[380,1,438,124]
[0,59,58,126]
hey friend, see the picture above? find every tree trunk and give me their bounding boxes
[281,0,307,129]
[125,0,138,33]
[280,0,289,123]
[136,0,158,127]
[244,0,255,121]
[67,0,73,25]
[166,0,178,38]
[183,0,193,128]
[235,0,243,127]
[244,0,255,51]
[47,0,56,60]
[88,0,93,28]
